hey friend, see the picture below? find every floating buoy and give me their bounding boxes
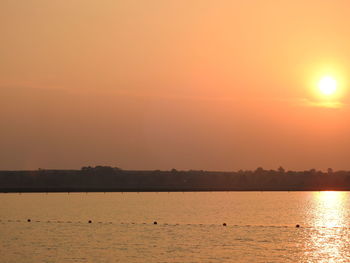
[88,220,92,224]
[153,221,157,225]
[296,224,300,228]
[223,223,227,226]
[27,219,31,222]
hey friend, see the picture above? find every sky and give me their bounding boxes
[1,0,350,171]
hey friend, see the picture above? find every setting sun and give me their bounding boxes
[318,76,337,96]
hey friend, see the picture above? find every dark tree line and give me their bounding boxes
[1,166,350,192]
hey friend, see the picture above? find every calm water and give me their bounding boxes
[1,192,350,262]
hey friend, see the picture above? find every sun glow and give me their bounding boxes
[318,76,337,96]
[307,66,347,108]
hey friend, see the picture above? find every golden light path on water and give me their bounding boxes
[313,191,346,228]
[303,192,349,262]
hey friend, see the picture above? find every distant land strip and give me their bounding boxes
[1,166,350,192]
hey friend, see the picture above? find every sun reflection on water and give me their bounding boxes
[313,191,346,228]
[303,191,350,262]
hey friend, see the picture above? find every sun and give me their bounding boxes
[307,65,347,107]
[318,76,337,96]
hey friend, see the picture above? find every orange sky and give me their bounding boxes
[1,0,350,170]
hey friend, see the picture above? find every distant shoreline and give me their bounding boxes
[1,166,350,193]
[2,187,350,193]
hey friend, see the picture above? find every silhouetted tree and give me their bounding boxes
[278,166,285,174]
[255,167,264,175]
[309,169,317,175]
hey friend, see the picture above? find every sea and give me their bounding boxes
[1,191,350,262]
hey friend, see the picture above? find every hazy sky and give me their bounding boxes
[1,0,350,171]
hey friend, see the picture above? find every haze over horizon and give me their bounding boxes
[1,0,350,171]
